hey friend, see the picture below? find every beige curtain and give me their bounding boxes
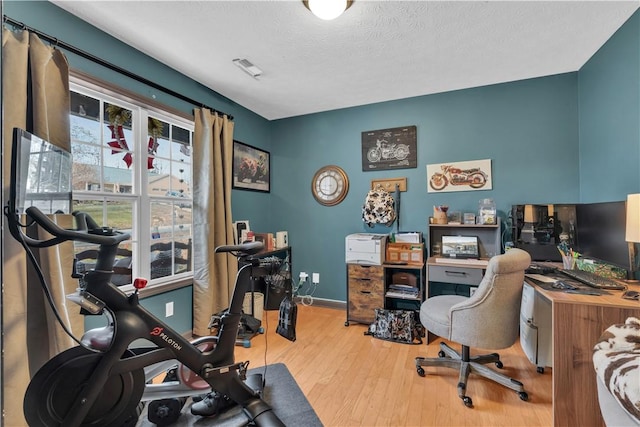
[2,28,79,426]
[192,108,236,336]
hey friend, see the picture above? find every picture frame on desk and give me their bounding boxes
[233,220,250,244]
[254,232,275,251]
[447,211,462,224]
[463,213,476,224]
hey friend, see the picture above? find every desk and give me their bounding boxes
[527,277,640,427]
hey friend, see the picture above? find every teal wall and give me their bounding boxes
[3,3,639,325]
[269,74,580,301]
[578,11,640,202]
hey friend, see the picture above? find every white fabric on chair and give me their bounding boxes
[593,317,640,426]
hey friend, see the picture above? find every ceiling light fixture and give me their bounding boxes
[303,0,353,21]
[232,58,262,79]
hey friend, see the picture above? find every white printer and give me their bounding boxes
[345,233,387,265]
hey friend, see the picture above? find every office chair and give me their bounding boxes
[415,248,531,408]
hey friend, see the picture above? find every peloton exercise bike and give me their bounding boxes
[4,128,285,426]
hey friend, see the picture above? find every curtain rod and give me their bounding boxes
[3,15,233,120]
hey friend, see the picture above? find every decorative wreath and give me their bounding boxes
[105,106,163,169]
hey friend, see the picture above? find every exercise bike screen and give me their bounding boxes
[11,128,72,215]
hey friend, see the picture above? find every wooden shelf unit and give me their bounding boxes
[346,261,425,326]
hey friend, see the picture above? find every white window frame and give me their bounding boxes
[70,75,194,294]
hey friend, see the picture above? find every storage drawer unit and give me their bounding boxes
[346,264,384,325]
[428,264,483,286]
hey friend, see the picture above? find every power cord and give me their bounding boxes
[12,220,103,354]
[293,275,318,306]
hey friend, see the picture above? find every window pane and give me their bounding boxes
[174,201,192,237]
[106,200,133,232]
[148,158,171,196]
[72,199,105,223]
[151,201,173,239]
[102,148,134,193]
[149,118,170,160]
[172,125,190,144]
[71,92,101,121]
[73,242,134,287]
[173,162,191,199]
[71,84,193,288]
[150,239,174,279]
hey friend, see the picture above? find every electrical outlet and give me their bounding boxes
[165,301,174,317]
[312,272,320,284]
[299,271,308,280]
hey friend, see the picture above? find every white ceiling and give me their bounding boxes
[50,1,639,121]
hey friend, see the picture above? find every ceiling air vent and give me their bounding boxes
[232,58,262,79]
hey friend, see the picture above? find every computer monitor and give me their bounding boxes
[575,200,628,271]
[10,128,72,215]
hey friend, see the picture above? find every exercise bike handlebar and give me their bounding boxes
[15,206,130,248]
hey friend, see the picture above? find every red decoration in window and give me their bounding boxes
[107,124,130,153]
[147,136,158,170]
[123,152,133,168]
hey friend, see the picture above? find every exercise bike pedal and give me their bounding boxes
[148,367,187,425]
[147,397,186,426]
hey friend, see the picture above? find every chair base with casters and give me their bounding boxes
[415,342,528,408]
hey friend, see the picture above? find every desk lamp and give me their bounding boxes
[625,193,640,282]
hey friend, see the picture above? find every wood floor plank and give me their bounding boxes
[235,305,553,426]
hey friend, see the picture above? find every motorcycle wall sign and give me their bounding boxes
[361,125,417,171]
[427,159,493,193]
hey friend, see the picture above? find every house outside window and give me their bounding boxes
[69,76,194,291]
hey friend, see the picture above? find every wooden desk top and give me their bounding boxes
[518,260,638,308]
[527,277,640,309]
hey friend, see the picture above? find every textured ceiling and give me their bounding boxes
[50,1,639,120]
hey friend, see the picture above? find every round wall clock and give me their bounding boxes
[311,165,349,206]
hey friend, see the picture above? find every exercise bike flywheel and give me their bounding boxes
[24,345,145,426]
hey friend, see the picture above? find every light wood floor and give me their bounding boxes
[235,304,553,427]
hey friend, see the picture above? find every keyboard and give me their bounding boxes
[560,269,626,290]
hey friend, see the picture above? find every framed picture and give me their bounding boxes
[232,141,270,193]
[361,125,417,171]
[427,158,492,193]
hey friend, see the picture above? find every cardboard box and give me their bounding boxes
[386,242,424,265]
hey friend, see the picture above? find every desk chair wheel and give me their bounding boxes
[536,367,545,374]
[495,361,504,369]
[416,366,425,377]
[462,396,473,407]
[438,350,446,358]
[519,391,529,401]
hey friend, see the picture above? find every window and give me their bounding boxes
[69,77,194,291]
